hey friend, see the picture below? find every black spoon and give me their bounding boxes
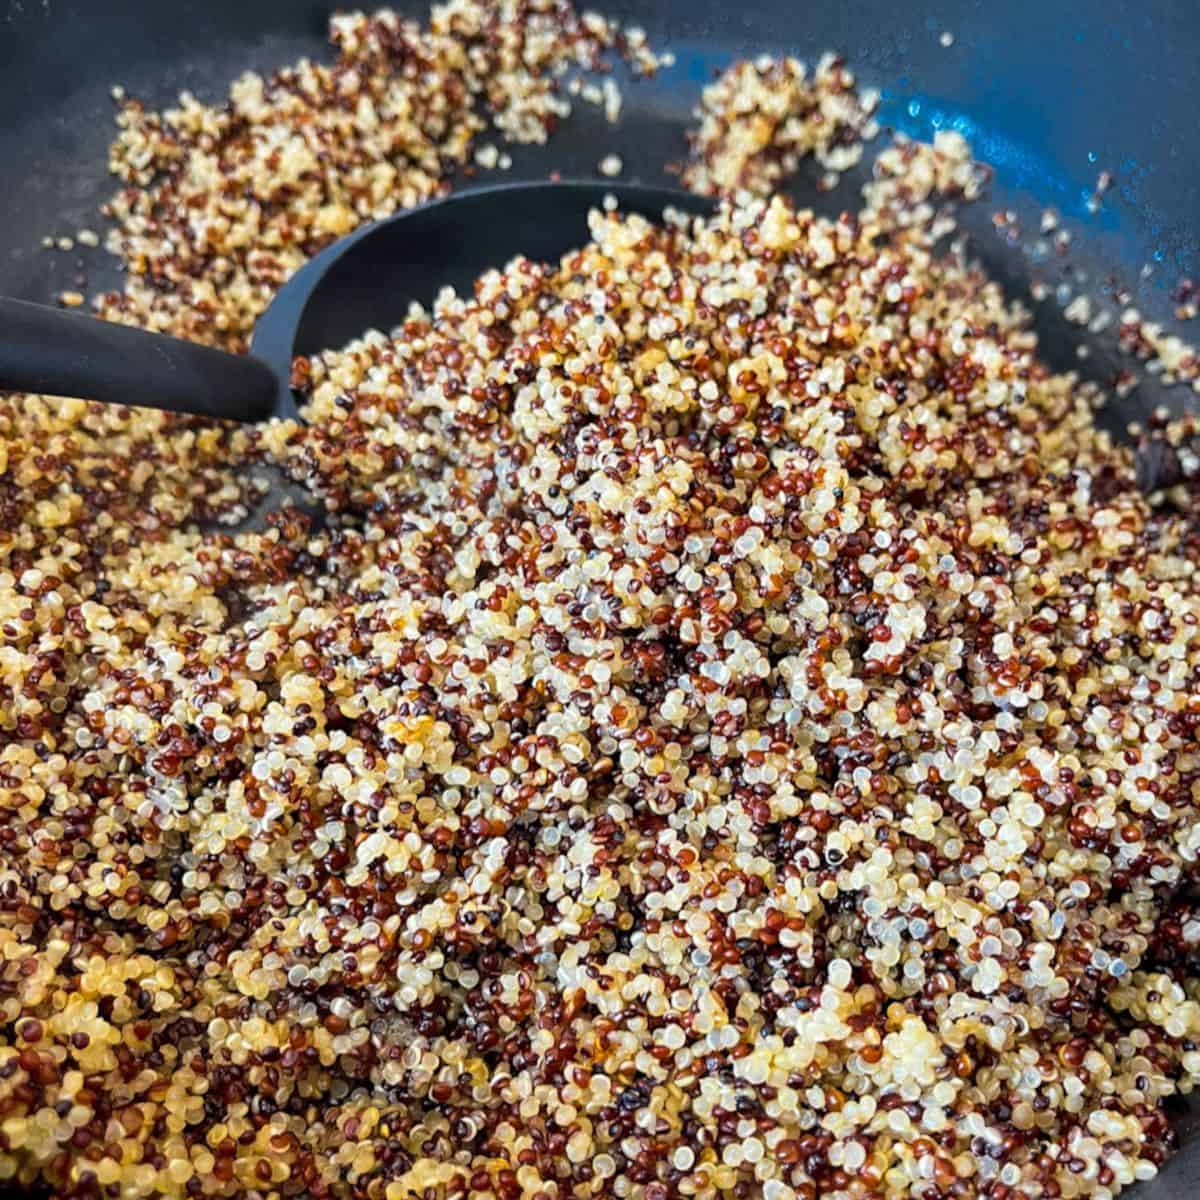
[0,182,714,422]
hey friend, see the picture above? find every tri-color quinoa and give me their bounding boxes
[4,14,1200,1200]
[94,2,664,351]
[682,55,880,198]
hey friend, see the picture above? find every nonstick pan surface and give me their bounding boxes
[1,1,1198,1197]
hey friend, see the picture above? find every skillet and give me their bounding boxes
[0,1,1197,1196]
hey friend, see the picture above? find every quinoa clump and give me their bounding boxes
[682,54,881,198]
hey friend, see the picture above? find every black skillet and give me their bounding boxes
[0,2,1198,1197]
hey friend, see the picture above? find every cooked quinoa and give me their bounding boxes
[3,17,1200,1200]
[94,2,665,353]
[6,185,1200,1199]
[682,55,880,198]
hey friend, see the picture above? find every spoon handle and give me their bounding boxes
[0,297,279,421]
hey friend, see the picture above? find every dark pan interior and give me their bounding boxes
[1,1,1198,1196]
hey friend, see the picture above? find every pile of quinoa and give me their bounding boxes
[4,15,1200,1200]
[682,55,880,197]
[95,1,664,352]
